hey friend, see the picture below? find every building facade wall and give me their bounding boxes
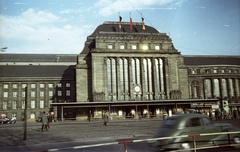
[76,22,189,104]
[1,22,239,121]
[0,80,76,121]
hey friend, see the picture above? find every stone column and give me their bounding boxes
[116,57,121,100]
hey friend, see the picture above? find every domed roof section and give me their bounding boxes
[90,21,159,36]
[80,21,166,54]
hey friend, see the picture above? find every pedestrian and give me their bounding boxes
[103,112,108,126]
[233,109,238,119]
[41,111,48,132]
[215,109,219,120]
[209,109,213,121]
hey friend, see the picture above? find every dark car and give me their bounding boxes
[0,117,16,124]
[149,114,240,151]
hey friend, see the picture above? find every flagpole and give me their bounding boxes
[129,12,133,31]
[141,13,145,31]
[118,12,122,31]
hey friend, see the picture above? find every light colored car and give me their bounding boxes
[149,114,240,151]
[0,117,16,124]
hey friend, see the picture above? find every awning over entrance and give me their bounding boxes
[50,99,219,121]
[50,99,219,107]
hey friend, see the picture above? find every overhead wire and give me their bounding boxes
[125,0,154,27]
[125,0,218,55]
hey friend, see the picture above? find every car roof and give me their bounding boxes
[167,114,208,120]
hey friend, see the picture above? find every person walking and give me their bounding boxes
[209,109,213,121]
[41,111,48,132]
[103,112,108,126]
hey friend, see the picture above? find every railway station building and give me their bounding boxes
[0,21,239,121]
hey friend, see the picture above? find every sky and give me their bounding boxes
[0,0,239,55]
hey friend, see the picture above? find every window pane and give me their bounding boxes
[58,90,62,96]
[66,83,71,87]
[49,84,54,88]
[22,101,25,109]
[3,101,8,110]
[40,83,45,88]
[31,100,35,109]
[30,113,35,119]
[3,84,9,89]
[57,83,62,87]
[12,101,17,109]
[49,90,53,97]
[132,44,137,49]
[40,100,44,108]
[66,90,70,96]
[31,91,35,97]
[190,118,202,127]
[108,44,113,49]
[31,84,36,88]
[22,84,27,88]
[120,44,125,49]
[22,91,26,97]
[155,45,160,50]
[4,92,8,97]
[40,91,44,97]
[13,92,18,97]
[13,84,18,88]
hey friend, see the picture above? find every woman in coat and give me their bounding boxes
[41,111,48,131]
[103,112,108,126]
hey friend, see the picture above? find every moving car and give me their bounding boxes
[149,114,240,151]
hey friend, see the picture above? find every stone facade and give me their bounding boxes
[0,22,239,121]
[76,22,189,104]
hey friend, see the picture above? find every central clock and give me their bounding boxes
[134,86,141,92]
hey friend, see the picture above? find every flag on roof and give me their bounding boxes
[119,16,122,29]
[142,17,145,30]
[130,17,133,30]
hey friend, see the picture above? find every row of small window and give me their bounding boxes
[190,68,239,75]
[2,100,52,110]
[107,43,160,50]
[3,90,71,98]
[2,82,71,89]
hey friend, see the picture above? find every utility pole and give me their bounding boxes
[23,86,28,140]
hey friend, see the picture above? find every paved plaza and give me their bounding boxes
[0,119,162,147]
[0,118,239,151]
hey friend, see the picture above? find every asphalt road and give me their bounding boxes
[0,118,239,152]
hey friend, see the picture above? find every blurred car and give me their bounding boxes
[0,117,16,124]
[149,114,240,151]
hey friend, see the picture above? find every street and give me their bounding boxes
[0,118,239,152]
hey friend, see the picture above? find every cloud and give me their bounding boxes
[94,0,180,16]
[0,8,90,54]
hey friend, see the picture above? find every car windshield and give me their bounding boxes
[162,119,177,128]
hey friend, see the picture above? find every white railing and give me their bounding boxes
[47,131,240,152]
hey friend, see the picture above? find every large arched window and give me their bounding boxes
[106,57,166,101]
[191,80,200,99]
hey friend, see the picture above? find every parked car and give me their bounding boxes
[149,114,240,151]
[0,117,16,124]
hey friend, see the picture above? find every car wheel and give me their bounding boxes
[179,142,194,152]
[233,136,240,148]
